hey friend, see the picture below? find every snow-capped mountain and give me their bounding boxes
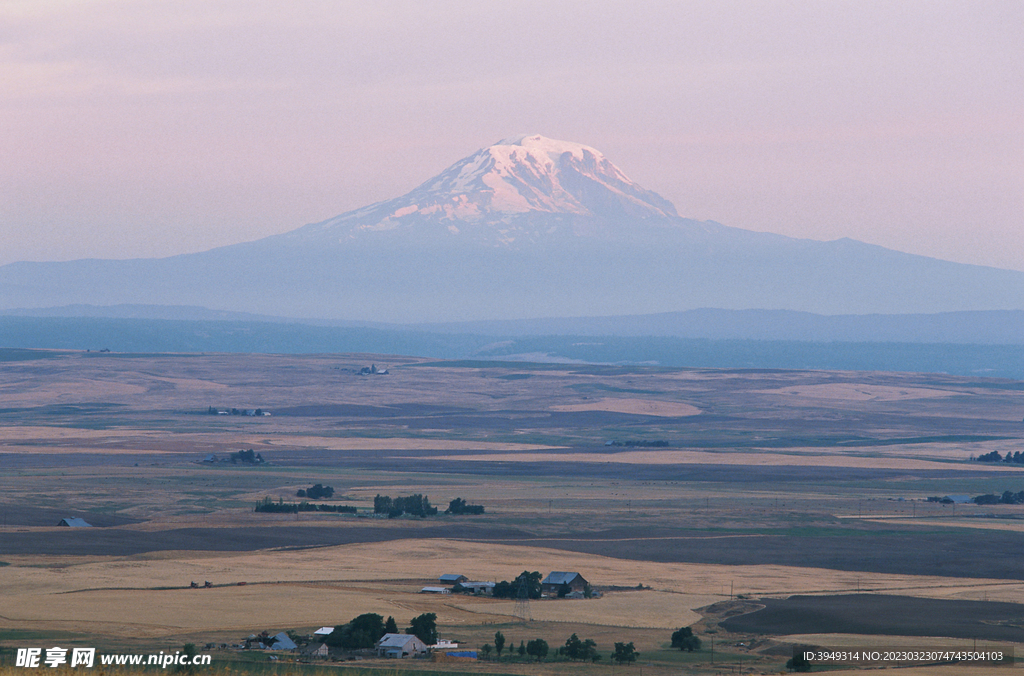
[278,134,682,248]
[3,134,1024,322]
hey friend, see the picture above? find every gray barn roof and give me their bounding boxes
[377,634,427,651]
[542,571,583,585]
[58,518,92,527]
[270,632,297,650]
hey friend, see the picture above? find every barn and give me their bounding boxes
[541,571,588,595]
[57,518,92,527]
[376,634,428,658]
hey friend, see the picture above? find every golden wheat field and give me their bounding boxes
[4,351,1024,674]
[5,538,1024,641]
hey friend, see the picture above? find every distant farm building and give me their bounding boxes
[376,633,427,658]
[541,571,588,595]
[420,586,451,594]
[270,632,297,650]
[459,581,496,595]
[439,574,467,584]
[57,518,92,528]
[432,639,459,649]
[312,627,334,638]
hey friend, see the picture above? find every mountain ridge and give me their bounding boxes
[5,304,1023,345]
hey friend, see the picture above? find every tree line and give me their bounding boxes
[373,494,437,518]
[973,490,1024,505]
[975,451,1024,464]
[606,440,669,447]
[372,494,486,518]
[316,615,701,665]
[476,630,649,664]
[254,497,356,514]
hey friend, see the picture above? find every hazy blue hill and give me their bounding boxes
[7,304,1021,345]
[2,316,1023,380]
[416,308,1024,344]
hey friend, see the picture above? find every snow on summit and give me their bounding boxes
[295,135,680,246]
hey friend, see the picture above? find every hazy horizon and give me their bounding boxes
[1,1,1021,272]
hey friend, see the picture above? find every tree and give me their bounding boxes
[374,494,392,514]
[612,642,638,664]
[406,612,437,646]
[671,626,702,652]
[305,484,334,500]
[562,633,599,661]
[373,493,437,517]
[446,497,485,514]
[518,641,526,656]
[514,571,543,599]
[558,581,572,598]
[324,613,385,650]
[480,644,493,659]
[786,652,812,672]
[384,616,398,634]
[526,638,549,661]
[494,631,505,657]
[176,644,197,673]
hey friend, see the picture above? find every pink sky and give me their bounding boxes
[1,1,1021,270]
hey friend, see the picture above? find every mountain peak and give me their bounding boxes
[301,135,680,246]
[417,134,678,220]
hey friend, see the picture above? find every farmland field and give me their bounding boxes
[2,349,1024,674]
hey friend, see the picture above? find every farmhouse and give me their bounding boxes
[541,571,588,595]
[439,574,467,584]
[376,633,428,658]
[57,518,92,527]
